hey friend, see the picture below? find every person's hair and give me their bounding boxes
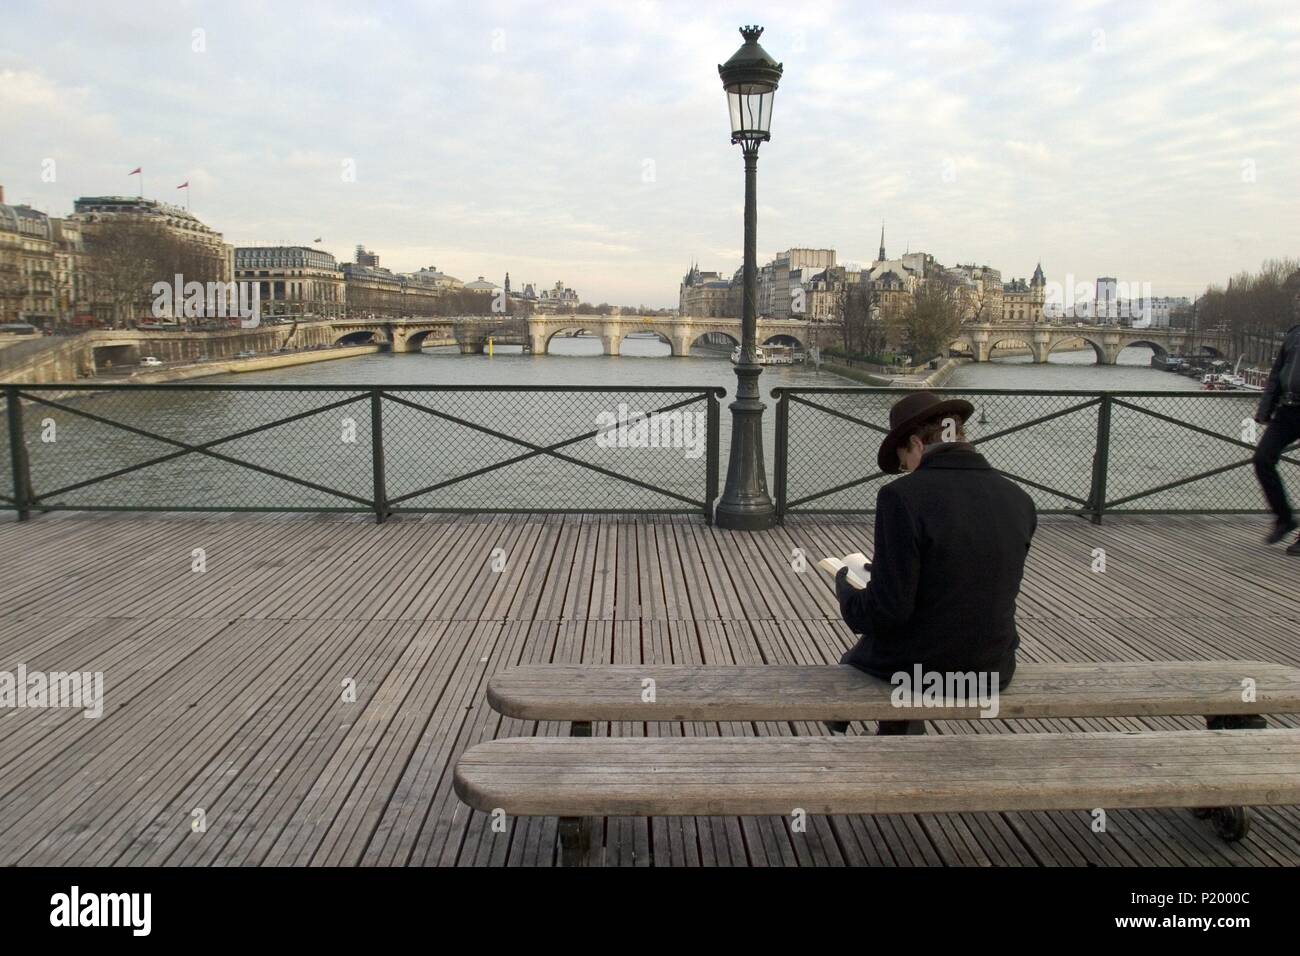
[909,414,966,446]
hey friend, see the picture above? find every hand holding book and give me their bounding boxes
[816,551,872,590]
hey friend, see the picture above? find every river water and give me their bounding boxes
[205,336,839,391]
[206,337,1187,392]
[948,345,1194,390]
[10,337,1270,516]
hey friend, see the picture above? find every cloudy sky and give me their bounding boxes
[2,0,1298,307]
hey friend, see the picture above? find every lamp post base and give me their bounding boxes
[715,495,777,531]
[715,362,776,531]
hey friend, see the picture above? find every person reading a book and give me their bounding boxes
[830,391,1037,736]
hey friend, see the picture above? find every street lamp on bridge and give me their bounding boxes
[715,25,781,531]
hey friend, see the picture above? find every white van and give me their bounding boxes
[140,356,163,367]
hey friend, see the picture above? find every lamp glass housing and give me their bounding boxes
[725,84,775,142]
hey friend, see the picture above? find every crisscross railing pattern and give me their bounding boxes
[377,386,720,515]
[772,387,1300,521]
[1,384,722,521]
[1103,394,1300,514]
[5,384,1294,524]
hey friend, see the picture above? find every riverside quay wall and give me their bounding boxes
[0,322,346,384]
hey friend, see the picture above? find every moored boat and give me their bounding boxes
[730,344,804,365]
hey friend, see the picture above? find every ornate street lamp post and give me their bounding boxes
[715,25,781,530]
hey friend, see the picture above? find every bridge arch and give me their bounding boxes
[986,337,1033,360]
[542,326,601,354]
[1118,339,1170,363]
[762,333,805,350]
[689,330,740,352]
[615,329,675,356]
[1046,334,1107,364]
[334,328,387,346]
[404,327,456,349]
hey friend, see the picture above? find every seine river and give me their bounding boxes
[13,337,1267,516]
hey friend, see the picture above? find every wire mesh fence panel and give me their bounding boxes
[960,393,1100,512]
[778,389,1102,514]
[16,386,376,512]
[380,387,716,513]
[1106,393,1292,513]
[3,384,1288,519]
[775,388,1285,517]
[0,391,14,508]
[780,390,895,513]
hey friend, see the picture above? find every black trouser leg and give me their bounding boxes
[876,719,926,735]
[875,664,1015,734]
[1253,407,1300,523]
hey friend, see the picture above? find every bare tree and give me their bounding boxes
[1194,257,1300,365]
[0,251,23,325]
[885,274,963,363]
[81,218,225,327]
[840,282,885,357]
[961,280,994,324]
[83,220,164,327]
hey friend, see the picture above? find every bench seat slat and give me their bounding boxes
[454,730,1300,817]
[487,661,1300,721]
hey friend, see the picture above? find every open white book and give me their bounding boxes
[816,552,872,590]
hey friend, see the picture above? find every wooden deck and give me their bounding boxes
[0,511,1297,866]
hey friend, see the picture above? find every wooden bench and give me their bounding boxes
[455,730,1300,863]
[458,660,1300,864]
[487,660,1300,722]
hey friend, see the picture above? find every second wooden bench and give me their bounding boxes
[455,660,1300,863]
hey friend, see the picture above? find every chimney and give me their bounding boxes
[0,185,5,204]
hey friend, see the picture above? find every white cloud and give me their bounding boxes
[0,0,1297,305]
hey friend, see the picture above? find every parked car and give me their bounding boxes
[235,350,257,359]
[140,356,163,367]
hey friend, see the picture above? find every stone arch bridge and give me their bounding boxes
[951,323,1233,365]
[331,316,836,356]
[0,317,839,383]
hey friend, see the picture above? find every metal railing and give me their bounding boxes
[4,384,1294,525]
[773,387,1299,522]
[1,384,723,522]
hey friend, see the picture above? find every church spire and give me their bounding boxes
[877,224,886,263]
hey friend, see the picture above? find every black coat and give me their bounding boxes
[837,443,1037,682]
[1258,324,1300,421]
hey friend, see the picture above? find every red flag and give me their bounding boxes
[177,182,189,189]
[128,167,142,175]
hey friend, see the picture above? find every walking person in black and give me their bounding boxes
[1255,321,1300,554]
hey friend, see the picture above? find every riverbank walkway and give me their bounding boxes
[1,511,1297,866]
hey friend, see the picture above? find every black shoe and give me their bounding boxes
[1206,714,1267,730]
[824,720,850,735]
[1288,536,1300,556]
[1266,518,1297,545]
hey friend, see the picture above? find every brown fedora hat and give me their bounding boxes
[877,391,975,474]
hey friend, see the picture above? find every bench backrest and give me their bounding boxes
[487,661,1300,722]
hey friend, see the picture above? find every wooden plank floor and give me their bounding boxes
[0,511,1297,867]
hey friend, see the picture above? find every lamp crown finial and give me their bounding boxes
[740,25,764,42]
